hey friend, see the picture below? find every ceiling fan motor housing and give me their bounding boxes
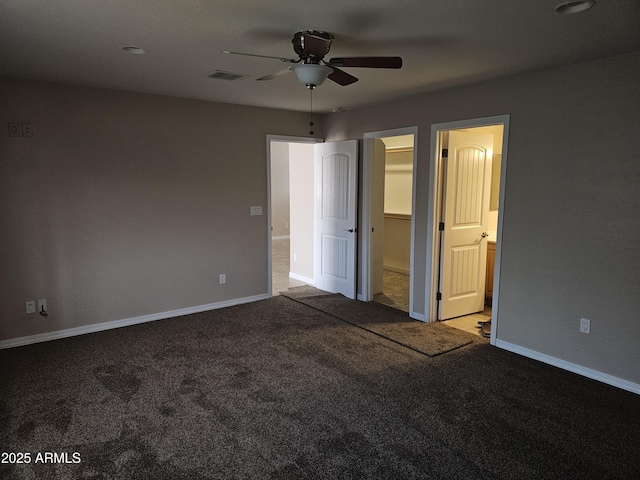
[292,30,333,63]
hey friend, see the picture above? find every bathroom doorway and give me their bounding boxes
[427,116,509,342]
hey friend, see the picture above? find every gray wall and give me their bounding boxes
[0,79,317,341]
[288,143,315,282]
[2,52,639,387]
[270,141,290,238]
[324,53,640,385]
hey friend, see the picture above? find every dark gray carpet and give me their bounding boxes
[281,286,477,357]
[1,295,639,479]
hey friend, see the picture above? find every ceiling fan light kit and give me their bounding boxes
[291,64,333,89]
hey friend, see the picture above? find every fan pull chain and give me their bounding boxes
[309,88,314,136]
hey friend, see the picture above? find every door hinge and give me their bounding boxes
[436,292,442,301]
[438,222,444,231]
[442,148,448,158]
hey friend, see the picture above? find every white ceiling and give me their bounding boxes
[1,0,639,113]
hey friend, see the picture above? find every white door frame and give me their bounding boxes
[425,115,510,345]
[266,135,322,298]
[362,126,420,319]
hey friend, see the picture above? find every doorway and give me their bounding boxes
[267,136,320,297]
[426,116,509,344]
[362,127,419,318]
[267,136,358,299]
[373,136,415,313]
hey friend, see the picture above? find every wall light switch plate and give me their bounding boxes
[250,206,262,216]
[580,317,591,334]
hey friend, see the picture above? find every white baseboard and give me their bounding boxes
[289,272,314,285]
[0,294,270,350]
[495,339,640,395]
[383,265,410,275]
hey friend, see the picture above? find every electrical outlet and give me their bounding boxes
[250,206,262,216]
[8,123,21,137]
[219,274,226,284]
[580,318,590,334]
[293,253,297,261]
[22,123,33,137]
[26,301,36,314]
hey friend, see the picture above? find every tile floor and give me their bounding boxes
[444,308,491,337]
[272,237,489,337]
[271,238,307,296]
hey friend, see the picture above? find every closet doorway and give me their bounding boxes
[362,127,419,319]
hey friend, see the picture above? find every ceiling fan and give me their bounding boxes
[222,30,402,89]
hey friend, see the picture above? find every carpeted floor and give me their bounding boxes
[1,294,639,479]
[282,286,477,357]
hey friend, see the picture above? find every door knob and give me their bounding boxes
[481,232,489,238]
[343,228,355,233]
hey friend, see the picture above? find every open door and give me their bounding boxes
[438,131,493,320]
[314,140,358,299]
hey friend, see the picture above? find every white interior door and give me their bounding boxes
[439,132,493,320]
[314,140,358,298]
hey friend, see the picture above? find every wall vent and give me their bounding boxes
[205,70,248,81]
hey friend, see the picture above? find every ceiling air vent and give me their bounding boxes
[205,70,248,81]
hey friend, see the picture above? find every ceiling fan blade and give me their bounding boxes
[327,66,359,86]
[221,50,297,63]
[328,56,403,69]
[257,68,292,81]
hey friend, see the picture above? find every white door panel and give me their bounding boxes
[314,140,358,298]
[439,132,493,320]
